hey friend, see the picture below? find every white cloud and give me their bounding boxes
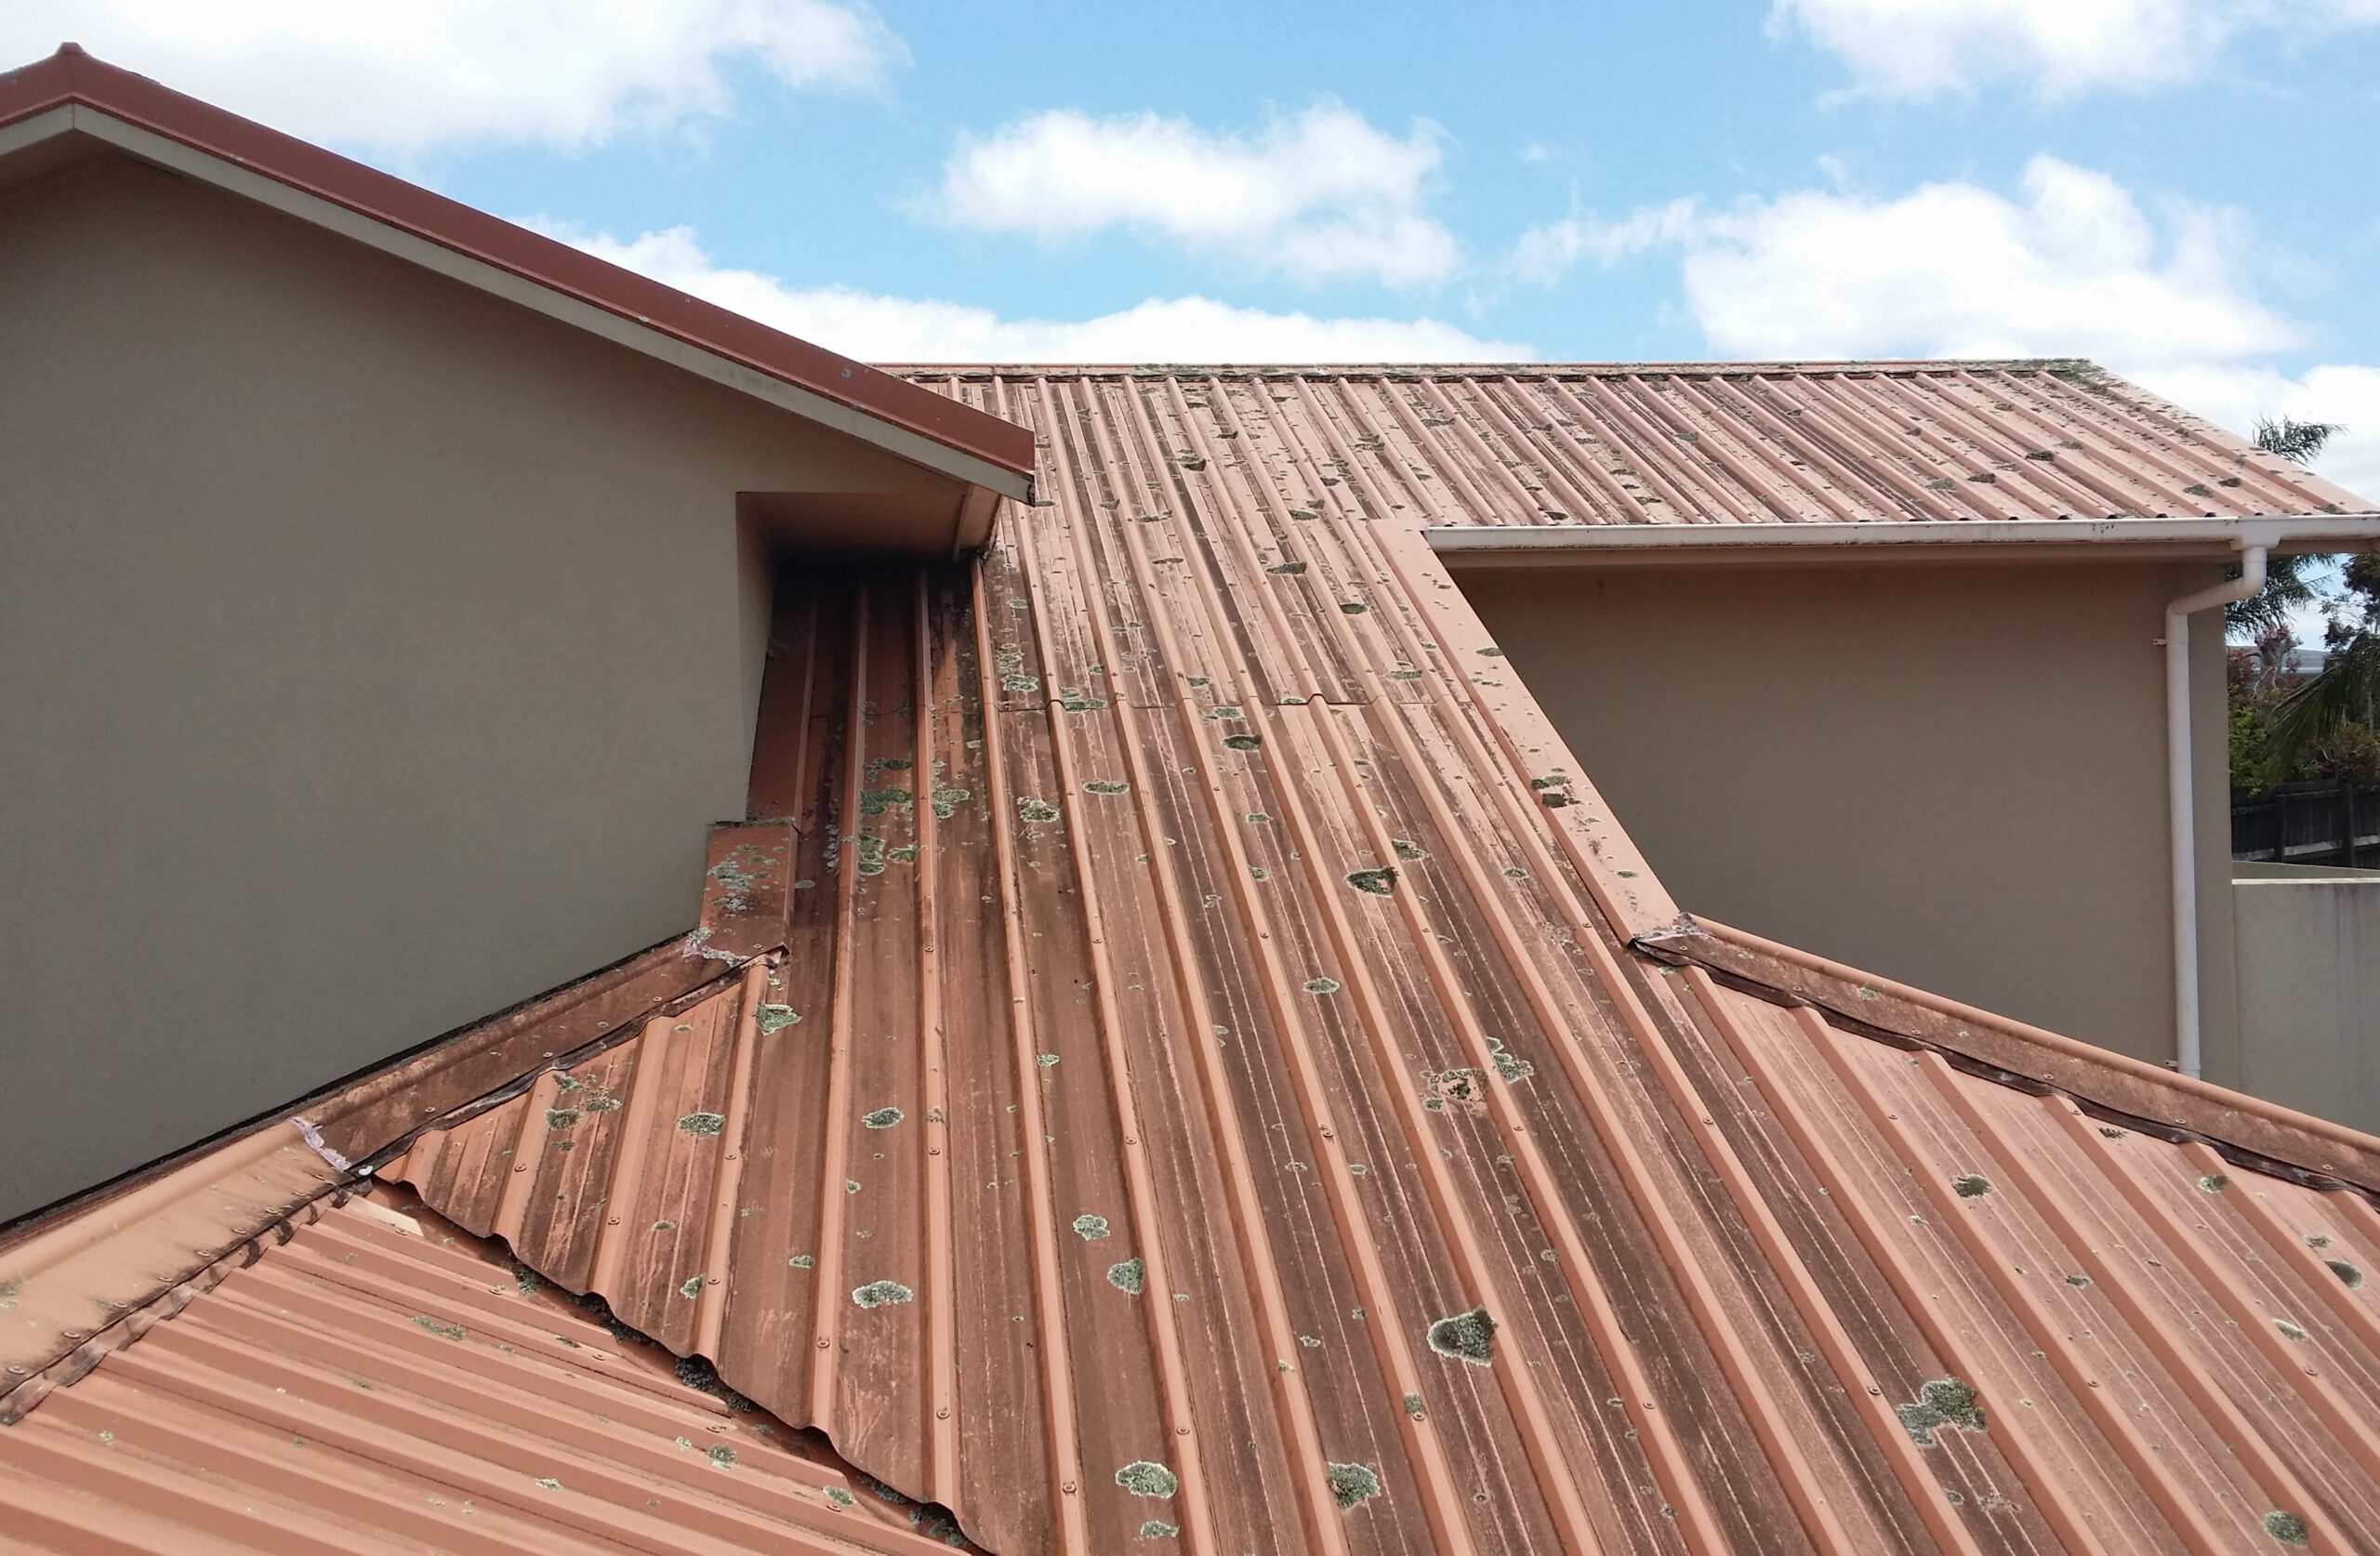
[1772,0,2380,99]
[2138,363,2380,505]
[1519,156,2293,368]
[1510,199,1699,285]
[5,1,903,152]
[553,225,1529,362]
[1510,155,2380,503]
[922,104,1461,288]
[1678,157,2294,368]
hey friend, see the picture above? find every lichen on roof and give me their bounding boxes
[1116,1460,1179,1497]
[1426,1307,1496,1365]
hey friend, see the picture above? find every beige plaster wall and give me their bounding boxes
[1458,560,2239,1075]
[0,152,942,1220]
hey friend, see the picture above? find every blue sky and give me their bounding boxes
[10,2,2379,492]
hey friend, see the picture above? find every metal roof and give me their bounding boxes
[0,45,1038,495]
[9,363,2380,1555]
[0,1187,982,1553]
[883,362,2369,526]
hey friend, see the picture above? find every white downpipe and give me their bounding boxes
[2165,545,2266,1079]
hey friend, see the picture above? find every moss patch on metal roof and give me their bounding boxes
[1426,1306,1496,1365]
[1897,1377,1986,1445]
[1327,1461,1382,1510]
[1117,1460,1179,1497]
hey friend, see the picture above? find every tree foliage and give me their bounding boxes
[2226,414,2376,789]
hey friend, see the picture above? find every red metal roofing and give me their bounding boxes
[889,362,2369,523]
[11,363,2380,1556]
[339,349,2380,1556]
[0,45,1037,486]
[0,1187,984,1554]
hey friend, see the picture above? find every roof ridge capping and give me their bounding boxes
[0,42,1035,498]
[889,356,2114,376]
[1641,916,2380,1193]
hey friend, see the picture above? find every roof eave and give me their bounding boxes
[1428,513,2380,569]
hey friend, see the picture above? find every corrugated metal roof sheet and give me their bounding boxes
[10,362,2380,1556]
[0,1187,984,1554]
[884,362,2367,525]
[350,352,2380,1556]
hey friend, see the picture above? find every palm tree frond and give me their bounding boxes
[2254,415,2343,466]
[2268,634,2380,771]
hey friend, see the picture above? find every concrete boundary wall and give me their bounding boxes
[2233,864,2380,1135]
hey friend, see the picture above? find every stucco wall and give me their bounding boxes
[2232,864,2380,1134]
[0,153,946,1220]
[1458,559,2239,1074]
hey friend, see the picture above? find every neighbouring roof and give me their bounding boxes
[9,363,2380,1556]
[0,45,1037,506]
[894,361,2372,526]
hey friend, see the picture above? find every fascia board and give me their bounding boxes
[1428,514,2380,570]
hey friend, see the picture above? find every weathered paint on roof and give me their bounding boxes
[10,363,2380,1555]
[360,349,2380,1556]
[0,1187,981,1553]
[890,361,2369,524]
[0,45,1038,490]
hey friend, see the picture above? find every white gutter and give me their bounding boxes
[2165,546,2266,1080]
[1426,514,2380,567]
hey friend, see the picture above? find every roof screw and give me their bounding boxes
[4,1365,23,1375]
[930,1147,942,1156]
[707,1277,721,1286]
[937,1407,950,1419]
[1867,1386,1881,1396]
[607,1217,621,1226]
[1062,1483,1077,1495]
[513,1164,528,1173]
[1125,1137,1138,1146]
[1176,1426,1190,1435]
[817,1338,832,1349]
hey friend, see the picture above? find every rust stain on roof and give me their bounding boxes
[12,363,2380,1554]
